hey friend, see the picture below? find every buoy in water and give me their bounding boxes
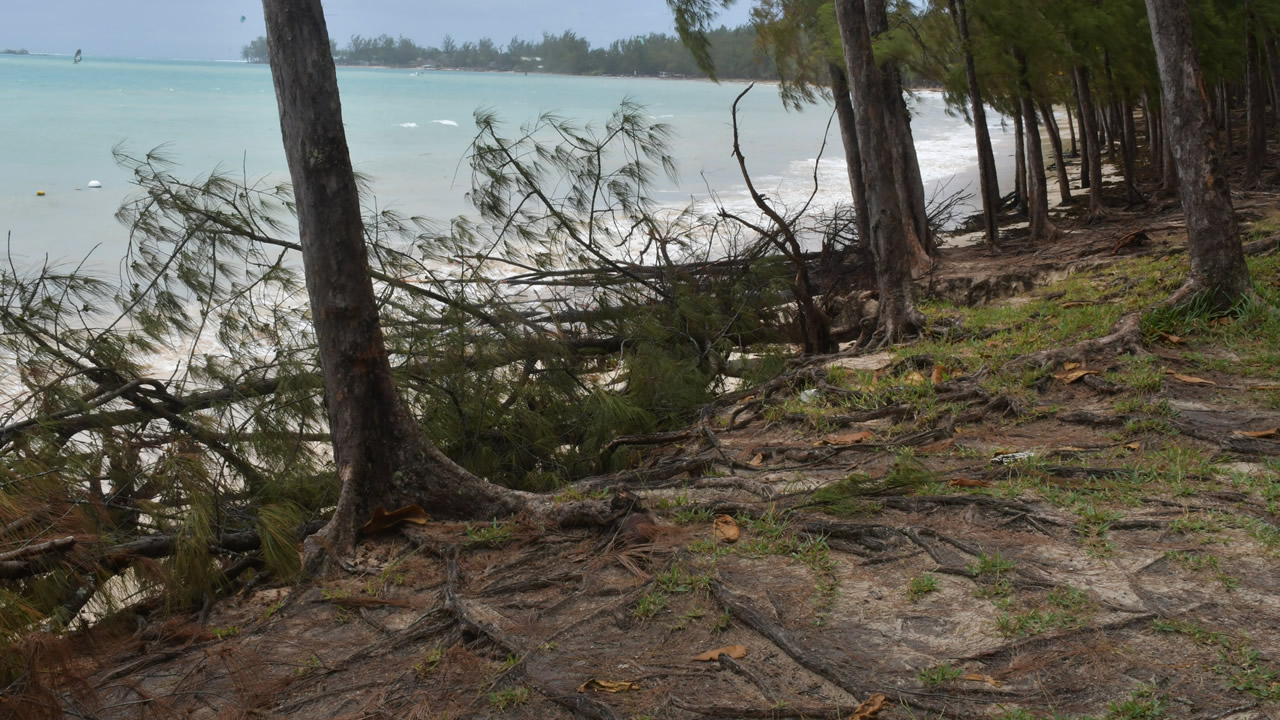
[87,180,102,188]
[36,190,45,196]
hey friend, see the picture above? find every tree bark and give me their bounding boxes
[1016,52,1058,243]
[1013,109,1028,216]
[948,0,999,250]
[1073,72,1090,188]
[1066,98,1078,157]
[1143,0,1252,306]
[866,0,932,266]
[833,0,925,343]
[1038,100,1073,206]
[1074,66,1106,221]
[1266,34,1280,127]
[1160,99,1179,196]
[827,62,871,247]
[1120,99,1144,204]
[1244,8,1267,188]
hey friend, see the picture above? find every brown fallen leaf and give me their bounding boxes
[818,430,874,446]
[1233,428,1279,439]
[931,365,946,384]
[961,673,1003,688]
[849,693,887,719]
[1210,316,1233,327]
[1157,332,1185,344]
[713,514,740,544]
[919,437,956,453]
[692,644,747,662]
[948,477,993,488]
[748,453,764,467]
[1124,442,1141,450]
[904,371,927,385]
[1166,371,1216,386]
[576,679,641,693]
[360,504,431,535]
[1054,369,1099,384]
[1062,362,1082,372]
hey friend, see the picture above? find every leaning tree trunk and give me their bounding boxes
[828,62,872,247]
[261,0,615,566]
[1143,0,1252,307]
[1244,9,1267,189]
[1074,66,1106,221]
[1038,100,1073,205]
[949,0,1000,251]
[834,0,925,343]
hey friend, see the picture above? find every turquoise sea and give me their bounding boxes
[1,54,1015,265]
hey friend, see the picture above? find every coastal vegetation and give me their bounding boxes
[241,25,778,78]
[2,0,1279,717]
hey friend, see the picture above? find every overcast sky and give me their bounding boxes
[1,1,755,61]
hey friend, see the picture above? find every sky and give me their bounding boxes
[1,1,755,61]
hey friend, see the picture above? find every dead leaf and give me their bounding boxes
[1062,362,1081,371]
[692,644,747,662]
[713,515,740,544]
[1157,332,1185,344]
[1166,371,1216,386]
[1054,369,1098,384]
[1061,301,1093,308]
[931,365,945,384]
[904,371,927,385]
[1210,316,1233,327]
[948,477,993,488]
[360,504,431,535]
[1125,442,1141,450]
[819,430,874,446]
[849,693,887,719]
[961,673,1003,687]
[1253,385,1280,391]
[919,438,956,453]
[748,453,764,467]
[576,679,641,693]
[1233,428,1279,439]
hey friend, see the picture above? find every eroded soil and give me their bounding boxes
[32,184,1280,720]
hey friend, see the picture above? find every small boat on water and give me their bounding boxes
[73,49,82,64]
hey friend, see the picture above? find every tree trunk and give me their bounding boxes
[1074,72,1091,188]
[1160,99,1179,195]
[1016,51,1057,243]
[1143,0,1252,307]
[833,0,925,343]
[1038,100,1073,205]
[948,0,1000,251]
[1121,99,1144,204]
[866,0,932,266]
[1013,109,1028,216]
[261,0,618,567]
[1142,92,1159,167]
[1066,98,1078,157]
[1222,80,1234,155]
[1266,34,1280,127]
[827,62,871,247]
[1074,66,1106,221]
[1244,9,1267,188]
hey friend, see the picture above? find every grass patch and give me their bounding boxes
[906,573,940,602]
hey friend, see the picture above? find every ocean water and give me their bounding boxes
[1,54,1014,267]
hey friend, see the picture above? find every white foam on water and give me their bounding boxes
[431,119,459,127]
[398,122,418,128]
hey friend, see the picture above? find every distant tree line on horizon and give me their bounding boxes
[240,26,777,79]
